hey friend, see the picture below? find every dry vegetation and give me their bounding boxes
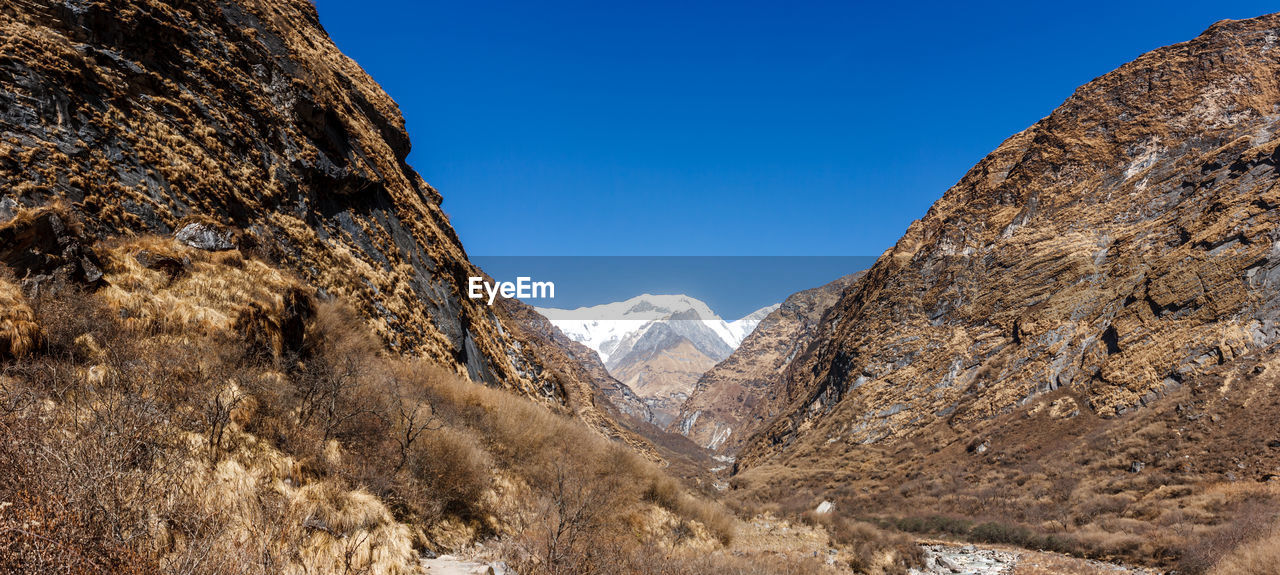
[1208,523,1280,575]
[730,375,1280,573]
[0,232,922,574]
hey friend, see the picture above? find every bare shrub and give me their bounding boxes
[1209,527,1280,575]
[403,427,491,523]
[1182,495,1280,574]
[803,510,922,574]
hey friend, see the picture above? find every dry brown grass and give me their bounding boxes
[800,511,922,574]
[0,275,38,359]
[1,280,420,574]
[1208,526,1280,575]
[99,235,312,351]
[0,233,760,574]
[730,377,1280,572]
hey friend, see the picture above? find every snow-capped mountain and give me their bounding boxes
[537,295,779,427]
[536,294,777,364]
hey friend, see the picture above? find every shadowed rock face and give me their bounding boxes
[672,273,861,454]
[739,14,1280,468]
[0,0,616,416]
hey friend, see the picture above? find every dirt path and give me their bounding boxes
[420,555,505,575]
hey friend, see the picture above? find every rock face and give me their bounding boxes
[739,14,1280,468]
[0,0,636,438]
[0,208,104,288]
[611,329,722,428]
[672,274,860,453]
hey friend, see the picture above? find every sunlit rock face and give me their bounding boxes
[739,14,1280,468]
[0,1,657,453]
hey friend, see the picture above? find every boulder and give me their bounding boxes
[175,222,234,251]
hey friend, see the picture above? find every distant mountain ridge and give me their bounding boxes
[539,294,775,363]
[538,295,777,426]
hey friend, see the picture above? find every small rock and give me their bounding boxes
[936,556,962,573]
[814,500,834,514]
[80,255,103,284]
[0,197,16,223]
[1129,461,1145,473]
[175,222,234,251]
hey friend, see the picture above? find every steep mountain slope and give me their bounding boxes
[739,14,1280,467]
[611,334,720,427]
[673,273,861,453]
[0,2,771,573]
[723,13,1280,569]
[0,0,606,410]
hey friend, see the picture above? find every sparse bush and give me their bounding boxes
[970,521,1032,545]
[1209,527,1280,575]
[802,510,922,574]
[404,427,491,522]
[1181,496,1280,574]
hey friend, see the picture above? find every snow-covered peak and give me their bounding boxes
[550,294,718,320]
[727,303,780,343]
[537,295,778,364]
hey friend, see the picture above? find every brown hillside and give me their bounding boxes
[725,12,1280,571]
[0,0,660,455]
[741,13,1280,465]
[0,0,537,394]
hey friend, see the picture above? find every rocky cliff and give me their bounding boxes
[738,14,1280,466]
[0,0,573,399]
[719,16,1280,568]
[673,273,860,453]
[0,0,675,470]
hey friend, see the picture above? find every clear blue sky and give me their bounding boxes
[314,1,1275,257]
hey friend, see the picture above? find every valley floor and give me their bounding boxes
[409,530,1164,575]
[912,542,1160,575]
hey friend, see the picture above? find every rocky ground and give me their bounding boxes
[911,543,1162,575]
[421,555,511,575]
